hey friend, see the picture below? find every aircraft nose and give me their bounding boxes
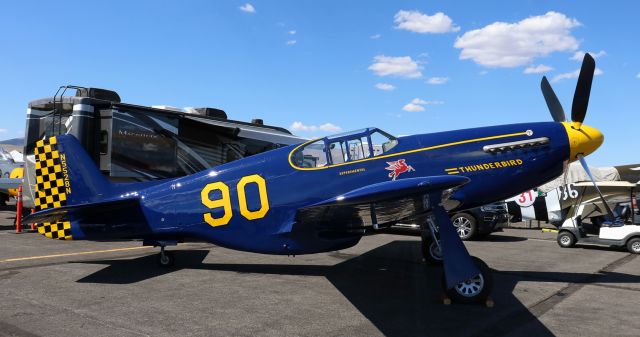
[561,122,604,162]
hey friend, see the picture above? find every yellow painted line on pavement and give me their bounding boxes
[0,246,153,263]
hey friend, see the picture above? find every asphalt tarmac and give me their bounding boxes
[1,203,639,337]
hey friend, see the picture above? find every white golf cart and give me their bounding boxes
[557,181,640,254]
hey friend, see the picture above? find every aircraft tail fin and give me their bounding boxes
[33,135,112,239]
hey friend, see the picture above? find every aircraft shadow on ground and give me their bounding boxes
[473,234,528,242]
[74,241,640,337]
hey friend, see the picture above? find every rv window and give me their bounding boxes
[111,110,179,178]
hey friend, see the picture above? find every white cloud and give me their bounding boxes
[368,55,422,78]
[402,98,443,112]
[403,103,425,112]
[288,30,296,35]
[479,70,489,76]
[551,68,604,82]
[394,10,460,33]
[290,122,342,133]
[637,72,640,79]
[286,40,297,45]
[0,128,6,133]
[454,11,580,68]
[427,76,449,85]
[524,64,553,74]
[318,123,341,132]
[370,34,381,39]
[570,50,606,61]
[375,83,396,91]
[239,3,255,13]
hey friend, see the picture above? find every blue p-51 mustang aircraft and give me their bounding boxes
[26,54,605,303]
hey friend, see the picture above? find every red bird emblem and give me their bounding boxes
[385,159,415,180]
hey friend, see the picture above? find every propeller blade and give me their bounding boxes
[541,76,566,122]
[571,53,596,129]
[577,155,615,221]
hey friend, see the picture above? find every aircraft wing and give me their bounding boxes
[296,176,470,231]
[0,178,21,193]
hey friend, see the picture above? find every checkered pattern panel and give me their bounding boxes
[34,136,72,240]
[37,221,72,240]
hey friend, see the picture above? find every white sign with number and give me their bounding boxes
[559,183,578,201]
[515,190,537,207]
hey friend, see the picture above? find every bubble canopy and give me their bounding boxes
[290,128,398,168]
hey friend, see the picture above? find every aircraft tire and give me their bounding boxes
[557,231,576,248]
[442,256,492,304]
[627,238,640,254]
[157,251,175,267]
[421,236,443,265]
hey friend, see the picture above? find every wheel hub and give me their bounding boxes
[453,218,471,237]
[632,242,640,252]
[160,254,169,264]
[454,274,484,297]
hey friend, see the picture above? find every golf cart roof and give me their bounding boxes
[573,181,638,188]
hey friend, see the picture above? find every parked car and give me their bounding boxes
[450,202,510,240]
[393,202,510,240]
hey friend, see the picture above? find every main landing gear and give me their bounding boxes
[422,218,443,264]
[421,209,493,305]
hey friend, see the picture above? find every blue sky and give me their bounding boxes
[0,1,638,166]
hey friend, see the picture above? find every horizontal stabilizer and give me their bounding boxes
[24,197,143,225]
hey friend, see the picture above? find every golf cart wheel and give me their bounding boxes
[157,251,175,267]
[627,238,640,254]
[557,231,576,248]
[442,256,493,304]
[451,213,477,241]
[421,236,443,265]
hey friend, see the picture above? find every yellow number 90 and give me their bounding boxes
[201,182,233,227]
[201,174,270,227]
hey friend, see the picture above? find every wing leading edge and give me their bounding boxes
[308,176,469,207]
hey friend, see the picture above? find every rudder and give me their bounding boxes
[33,135,111,239]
